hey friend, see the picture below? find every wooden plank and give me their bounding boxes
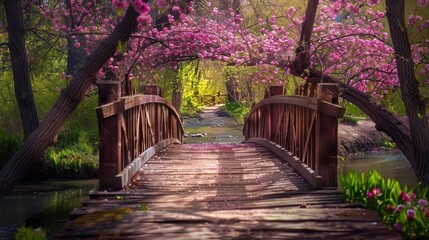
[58,144,398,239]
[246,138,322,189]
[114,138,181,189]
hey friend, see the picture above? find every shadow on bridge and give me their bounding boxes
[55,83,400,239]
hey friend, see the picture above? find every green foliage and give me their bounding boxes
[43,126,98,179]
[340,171,429,239]
[343,102,367,118]
[14,226,47,240]
[0,128,23,168]
[221,101,251,122]
[341,115,359,125]
[382,140,396,149]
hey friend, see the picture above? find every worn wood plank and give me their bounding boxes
[57,144,399,239]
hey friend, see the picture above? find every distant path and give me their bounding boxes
[182,105,243,144]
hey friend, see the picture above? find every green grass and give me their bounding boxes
[220,101,251,122]
[42,126,99,179]
[14,226,47,240]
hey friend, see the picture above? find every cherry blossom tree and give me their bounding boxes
[1,0,428,195]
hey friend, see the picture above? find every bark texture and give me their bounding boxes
[5,0,39,139]
[386,0,429,184]
[0,7,139,196]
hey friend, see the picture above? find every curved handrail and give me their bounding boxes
[243,84,344,189]
[97,94,184,189]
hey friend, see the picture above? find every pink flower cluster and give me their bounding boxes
[366,187,381,199]
[111,0,168,28]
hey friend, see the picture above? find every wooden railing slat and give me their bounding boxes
[244,84,344,189]
[97,87,184,190]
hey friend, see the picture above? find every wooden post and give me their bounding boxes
[315,83,339,188]
[269,86,283,141]
[269,85,284,96]
[316,83,338,104]
[98,81,122,189]
[143,84,160,95]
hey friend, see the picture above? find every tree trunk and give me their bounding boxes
[65,0,88,76]
[0,7,139,197]
[386,0,429,185]
[290,0,318,78]
[5,0,39,139]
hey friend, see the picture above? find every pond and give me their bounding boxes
[0,180,98,239]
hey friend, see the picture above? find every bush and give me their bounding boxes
[42,126,99,179]
[220,101,251,122]
[14,226,47,240]
[340,170,429,239]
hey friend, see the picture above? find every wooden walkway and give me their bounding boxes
[57,143,400,239]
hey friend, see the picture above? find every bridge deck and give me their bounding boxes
[57,143,399,239]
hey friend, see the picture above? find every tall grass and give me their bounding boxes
[42,126,99,179]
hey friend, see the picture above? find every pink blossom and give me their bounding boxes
[418,199,428,207]
[133,0,151,14]
[367,0,381,6]
[396,204,404,212]
[157,0,169,9]
[386,205,395,212]
[346,4,360,15]
[112,0,127,9]
[172,6,180,12]
[400,192,411,202]
[366,187,381,199]
[417,0,429,7]
[393,222,402,232]
[408,15,422,26]
[137,14,152,26]
[406,209,415,221]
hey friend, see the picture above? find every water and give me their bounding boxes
[339,151,419,187]
[0,179,98,239]
[183,125,244,144]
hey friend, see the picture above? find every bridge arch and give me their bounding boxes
[243,84,345,188]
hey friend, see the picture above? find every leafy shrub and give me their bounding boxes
[14,226,47,240]
[43,126,99,179]
[220,101,251,122]
[340,171,429,239]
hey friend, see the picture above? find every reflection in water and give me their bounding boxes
[339,151,418,187]
[0,180,97,239]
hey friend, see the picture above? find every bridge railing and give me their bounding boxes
[97,82,184,190]
[243,84,345,189]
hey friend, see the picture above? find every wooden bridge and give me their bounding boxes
[56,83,400,239]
